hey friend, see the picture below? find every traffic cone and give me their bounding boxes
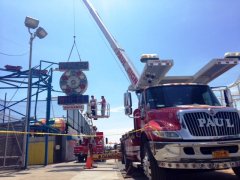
[85,150,93,169]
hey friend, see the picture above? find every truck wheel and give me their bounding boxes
[84,155,88,162]
[123,151,131,170]
[232,167,240,177]
[121,144,125,164]
[121,151,125,164]
[78,155,83,162]
[121,155,125,164]
[142,142,170,180]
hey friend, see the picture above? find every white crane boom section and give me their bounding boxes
[82,0,139,88]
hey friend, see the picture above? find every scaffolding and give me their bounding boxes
[0,60,56,168]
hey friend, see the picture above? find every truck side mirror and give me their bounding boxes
[224,88,233,107]
[140,107,145,119]
[105,137,108,145]
[124,92,132,115]
[125,107,132,115]
[146,103,150,110]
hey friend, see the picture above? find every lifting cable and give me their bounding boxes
[67,0,82,62]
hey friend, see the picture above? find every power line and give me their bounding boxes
[0,36,26,48]
[0,51,28,57]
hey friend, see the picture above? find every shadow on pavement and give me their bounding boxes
[179,170,238,180]
[52,164,84,168]
[120,167,239,180]
[48,167,83,172]
[0,170,30,178]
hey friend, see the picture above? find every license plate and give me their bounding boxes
[212,150,229,159]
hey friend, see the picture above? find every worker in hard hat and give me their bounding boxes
[100,96,106,116]
[90,95,97,116]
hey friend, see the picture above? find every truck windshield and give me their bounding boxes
[146,85,221,109]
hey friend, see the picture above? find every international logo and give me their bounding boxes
[208,108,215,116]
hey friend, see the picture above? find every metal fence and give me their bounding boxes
[0,99,66,169]
[0,109,24,169]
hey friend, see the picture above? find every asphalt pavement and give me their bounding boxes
[0,160,239,180]
[0,160,123,180]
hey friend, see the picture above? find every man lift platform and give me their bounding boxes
[87,101,110,120]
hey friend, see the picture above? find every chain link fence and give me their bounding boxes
[0,98,92,168]
[0,104,25,169]
[0,99,65,168]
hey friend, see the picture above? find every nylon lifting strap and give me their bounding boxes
[67,35,82,62]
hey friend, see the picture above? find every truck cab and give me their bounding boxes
[122,83,240,179]
[135,83,240,139]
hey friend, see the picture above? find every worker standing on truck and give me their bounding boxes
[100,96,106,116]
[90,95,97,116]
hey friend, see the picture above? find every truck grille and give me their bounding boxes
[183,111,240,136]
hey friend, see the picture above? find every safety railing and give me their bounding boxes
[86,102,110,120]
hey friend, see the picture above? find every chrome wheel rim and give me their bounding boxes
[143,146,151,179]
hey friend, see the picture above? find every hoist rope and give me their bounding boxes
[67,0,82,62]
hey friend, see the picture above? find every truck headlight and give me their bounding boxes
[152,131,182,140]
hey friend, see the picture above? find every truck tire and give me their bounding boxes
[84,154,87,162]
[142,142,171,180]
[78,155,84,162]
[121,143,125,164]
[123,151,131,170]
[232,167,240,177]
[121,155,125,164]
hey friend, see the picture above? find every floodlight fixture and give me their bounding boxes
[224,52,240,59]
[24,16,39,29]
[36,27,48,39]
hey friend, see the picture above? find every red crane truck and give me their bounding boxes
[74,131,104,162]
[83,0,240,179]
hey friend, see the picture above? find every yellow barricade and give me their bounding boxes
[92,151,122,161]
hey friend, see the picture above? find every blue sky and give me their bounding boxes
[0,0,240,143]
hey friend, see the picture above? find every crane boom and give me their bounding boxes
[83,0,239,89]
[82,0,139,88]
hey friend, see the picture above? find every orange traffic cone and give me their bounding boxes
[85,150,93,169]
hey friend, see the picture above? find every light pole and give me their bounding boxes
[22,16,47,169]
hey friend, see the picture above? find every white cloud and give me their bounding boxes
[103,127,132,144]
[104,127,131,136]
[110,106,124,113]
